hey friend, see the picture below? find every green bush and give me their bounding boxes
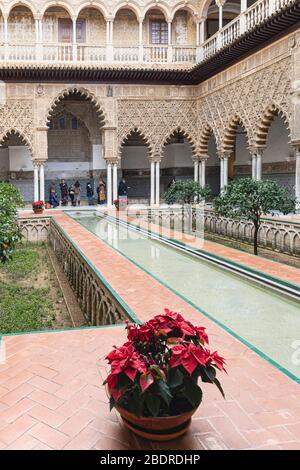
[214,178,296,255]
[0,182,24,263]
[164,180,211,205]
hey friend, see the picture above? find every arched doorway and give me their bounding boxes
[119,130,151,203]
[0,130,33,201]
[46,89,105,204]
[162,130,195,194]
[8,4,35,60]
[262,113,292,189]
[222,117,251,186]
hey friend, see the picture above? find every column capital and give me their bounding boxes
[291,140,300,153]
[105,158,119,166]
[218,152,231,160]
[248,145,266,155]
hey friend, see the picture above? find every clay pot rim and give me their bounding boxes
[115,403,197,422]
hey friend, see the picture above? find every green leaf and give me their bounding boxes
[109,396,115,411]
[201,365,216,383]
[168,368,184,388]
[145,394,160,417]
[214,378,225,399]
[128,386,144,416]
[182,377,203,408]
[156,380,173,406]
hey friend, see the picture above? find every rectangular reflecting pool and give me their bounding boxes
[69,211,300,382]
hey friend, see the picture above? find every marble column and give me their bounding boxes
[39,163,45,202]
[113,163,118,202]
[33,164,39,202]
[251,153,257,180]
[256,151,262,181]
[150,160,155,205]
[155,160,160,205]
[200,159,206,187]
[194,160,199,183]
[107,162,112,207]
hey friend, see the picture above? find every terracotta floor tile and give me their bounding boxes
[0,414,38,445]
[29,423,70,450]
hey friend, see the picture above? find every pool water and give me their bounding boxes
[69,212,300,381]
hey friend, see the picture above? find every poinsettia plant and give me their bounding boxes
[32,200,44,209]
[104,309,226,417]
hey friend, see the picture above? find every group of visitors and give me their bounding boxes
[47,177,130,208]
[48,179,90,208]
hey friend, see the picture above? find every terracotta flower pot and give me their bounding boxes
[115,404,198,441]
[33,208,44,214]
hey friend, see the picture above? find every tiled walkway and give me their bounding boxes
[0,211,299,450]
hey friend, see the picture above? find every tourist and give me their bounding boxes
[98,184,106,205]
[69,183,75,206]
[49,189,59,208]
[49,181,56,198]
[86,181,94,205]
[118,177,128,197]
[97,180,106,205]
[60,179,68,206]
[74,180,81,206]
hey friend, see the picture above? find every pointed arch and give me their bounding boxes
[45,87,106,128]
[199,123,218,156]
[162,127,197,156]
[221,115,251,153]
[255,104,291,148]
[119,127,153,158]
[0,128,33,155]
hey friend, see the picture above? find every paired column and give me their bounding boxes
[106,19,114,61]
[33,161,45,202]
[194,158,206,187]
[33,164,39,202]
[150,159,161,206]
[219,155,229,191]
[250,148,264,181]
[35,17,43,61]
[106,160,119,207]
[138,19,143,62]
[4,16,8,60]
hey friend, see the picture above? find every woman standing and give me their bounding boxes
[74,180,81,206]
[69,183,75,206]
[60,179,68,206]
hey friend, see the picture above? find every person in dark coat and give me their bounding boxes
[60,179,68,206]
[86,181,94,205]
[118,177,128,196]
[49,189,59,208]
[69,183,75,206]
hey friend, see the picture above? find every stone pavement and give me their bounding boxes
[0,210,298,450]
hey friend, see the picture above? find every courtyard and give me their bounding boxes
[0,0,300,457]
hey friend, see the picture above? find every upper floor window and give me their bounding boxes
[150,21,168,44]
[59,117,65,129]
[71,117,78,130]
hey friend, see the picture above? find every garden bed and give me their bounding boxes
[0,244,86,334]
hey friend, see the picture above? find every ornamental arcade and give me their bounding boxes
[0,0,299,205]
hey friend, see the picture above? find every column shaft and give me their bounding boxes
[113,163,118,202]
[150,161,155,205]
[223,157,228,187]
[220,158,224,191]
[256,153,262,180]
[252,154,257,180]
[201,160,206,187]
[39,164,45,202]
[107,163,112,207]
[194,161,199,182]
[34,165,39,202]
[155,161,160,205]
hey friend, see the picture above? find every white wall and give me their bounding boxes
[9,146,33,172]
[121,146,149,169]
[162,143,193,168]
[264,116,291,163]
